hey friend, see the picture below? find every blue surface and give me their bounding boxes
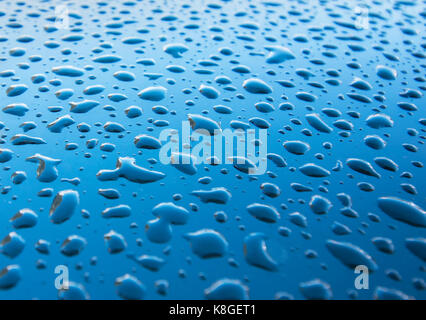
[0,0,425,299]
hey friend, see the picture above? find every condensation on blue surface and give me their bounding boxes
[0,0,425,300]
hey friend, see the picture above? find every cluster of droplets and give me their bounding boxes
[0,0,425,299]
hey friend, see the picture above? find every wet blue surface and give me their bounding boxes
[0,0,425,299]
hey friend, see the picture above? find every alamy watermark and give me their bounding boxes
[54,265,69,290]
[54,5,69,30]
[158,121,268,175]
[354,265,369,290]
[354,5,369,30]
